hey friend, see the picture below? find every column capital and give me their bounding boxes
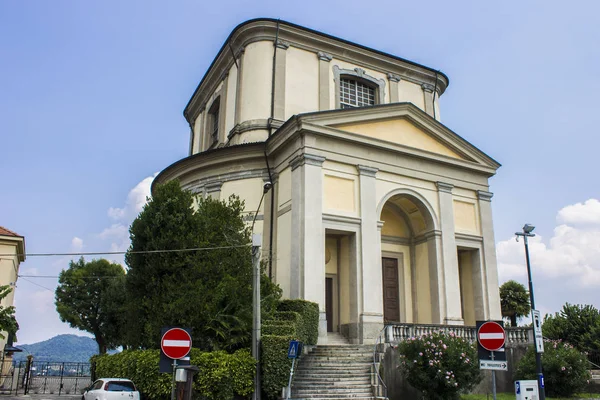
[436,181,454,193]
[477,190,494,202]
[317,51,333,62]
[275,41,290,50]
[205,181,223,193]
[387,73,401,83]
[290,154,326,170]
[356,165,378,177]
[421,83,435,93]
[377,220,385,231]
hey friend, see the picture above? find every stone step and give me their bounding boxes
[293,388,373,395]
[295,371,372,377]
[289,397,375,400]
[294,376,370,382]
[297,364,372,369]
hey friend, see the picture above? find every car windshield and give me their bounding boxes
[106,381,136,392]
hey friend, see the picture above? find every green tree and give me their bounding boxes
[55,257,126,354]
[499,280,530,327]
[543,303,600,354]
[125,180,279,351]
[0,285,18,340]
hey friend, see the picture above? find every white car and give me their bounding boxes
[82,378,140,400]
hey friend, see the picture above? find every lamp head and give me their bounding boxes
[263,182,272,193]
[523,224,535,234]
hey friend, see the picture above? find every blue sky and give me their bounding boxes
[1,1,599,344]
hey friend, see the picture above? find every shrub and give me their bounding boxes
[515,339,591,398]
[93,348,255,400]
[261,334,296,400]
[277,300,319,345]
[397,331,482,400]
[263,321,297,336]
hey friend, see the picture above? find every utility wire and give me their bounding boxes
[19,277,54,292]
[0,244,251,258]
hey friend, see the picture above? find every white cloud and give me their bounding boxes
[497,198,600,311]
[71,237,83,251]
[557,199,600,227]
[107,173,157,222]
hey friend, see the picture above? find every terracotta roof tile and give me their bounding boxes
[0,226,21,237]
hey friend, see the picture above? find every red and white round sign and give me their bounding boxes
[161,328,192,359]
[477,321,506,351]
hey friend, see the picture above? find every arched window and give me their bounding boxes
[333,66,385,109]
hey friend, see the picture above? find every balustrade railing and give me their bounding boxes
[386,323,532,345]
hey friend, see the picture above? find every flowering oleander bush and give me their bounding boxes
[515,339,591,398]
[397,331,482,400]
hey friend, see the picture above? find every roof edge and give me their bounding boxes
[183,18,450,120]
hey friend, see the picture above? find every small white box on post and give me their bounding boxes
[515,380,539,400]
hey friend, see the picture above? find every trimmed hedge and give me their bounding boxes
[94,348,255,400]
[260,299,319,400]
[263,321,297,336]
[277,299,319,345]
[261,334,296,400]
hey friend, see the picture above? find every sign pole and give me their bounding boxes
[252,234,262,400]
[491,351,496,400]
[170,359,177,400]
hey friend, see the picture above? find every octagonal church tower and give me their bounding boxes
[154,19,502,344]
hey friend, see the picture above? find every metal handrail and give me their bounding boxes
[372,325,388,399]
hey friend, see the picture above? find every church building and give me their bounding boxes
[154,19,503,344]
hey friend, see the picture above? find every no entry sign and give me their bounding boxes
[161,328,192,360]
[477,321,506,352]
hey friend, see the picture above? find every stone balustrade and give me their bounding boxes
[385,323,532,345]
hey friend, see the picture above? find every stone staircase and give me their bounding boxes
[290,335,376,400]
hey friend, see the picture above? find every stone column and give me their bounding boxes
[387,73,401,103]
[290,154,327,342]
[422,83,435,117]
[357,165,384,343]
[436,182,463,325]
[317,52,333,111]
[205,181,222,200]
[477,190,502,320]
[272,41,289,122]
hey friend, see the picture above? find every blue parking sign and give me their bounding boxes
[288,340,299,359]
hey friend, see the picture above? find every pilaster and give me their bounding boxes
[290,154,327,343]
[387,73,401,103]
[422,83,435,117]
[205,181,222,200]
[318,52,333,111]
[234,47,245,125]
[477,190,502,320]
[273,41,289,122]
[357,165,384,343]
[436,182,463,325]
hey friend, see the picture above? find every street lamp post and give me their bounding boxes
[515,224,546,400]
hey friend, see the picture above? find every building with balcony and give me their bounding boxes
[154,19,502,344]
[0,226,25,351]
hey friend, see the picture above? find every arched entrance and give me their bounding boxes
[378,191,440,324]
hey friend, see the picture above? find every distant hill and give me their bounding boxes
[12,334,101,363]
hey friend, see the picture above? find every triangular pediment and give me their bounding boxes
[286,103,500,171]
[331,117,467,160]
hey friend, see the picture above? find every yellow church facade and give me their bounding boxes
[155,19,502,344]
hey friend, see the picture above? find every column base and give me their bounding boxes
[444,317,465,326]
[317,311,328,345]
[359,313,384,344]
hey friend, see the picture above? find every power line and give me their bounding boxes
[19,277,54,292]
[0,244,251,258]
